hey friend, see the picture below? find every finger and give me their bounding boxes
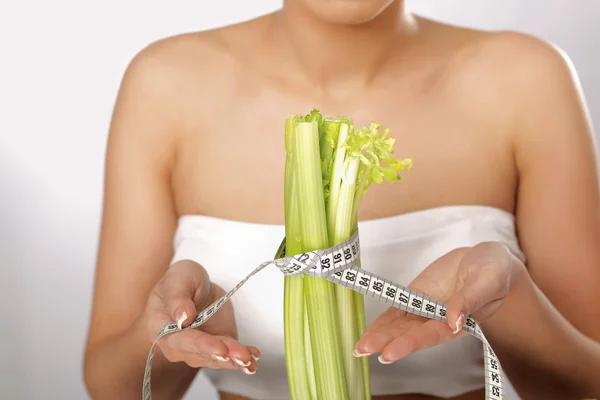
[164,295,198,330]
[182,351,239,370]
[206,340,259,375]
[160,262,211,328]
[248,345,261,361]
[161,329,229,361]
[380,319,458,363]
[367,306,407,330]
[354,330,394,356]
[221,336,253,369]
[445,270,504,333]
[238,357,258,375]
[243,358,258,375]
[354,317,417,356]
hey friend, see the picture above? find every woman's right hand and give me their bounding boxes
[142,260,260,374]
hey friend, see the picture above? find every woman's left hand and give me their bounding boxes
[354,241,521,363]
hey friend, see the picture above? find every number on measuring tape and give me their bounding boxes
[295,253,311,264]
[382,281,397,303]
[343,247,353,262]
[355,270,371,294]
[205,305,215,317]
[321,254,332,270]
[161,323,178,335]
[333,249,345,267]
[488,370,501,384]
[490,386,501,399]
[394,287,410,307]
[437,305,447,321]
[465,317,476,330]
[341,269,357,287]
[368,277,385,299]
[422,298,437,317]
[407,292,423,313]
[142,230,507,400]
[289,262,302,273]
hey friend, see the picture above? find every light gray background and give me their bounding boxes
[1,1,598,399]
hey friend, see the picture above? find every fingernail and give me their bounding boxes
[251,354,260,361]
[453,313,465,334]
[176,311,187,330]
[212,355,230,362]
[242,367,256,375]
[233,358,251,367]
[378,354,393,364]
[352,349,373,358]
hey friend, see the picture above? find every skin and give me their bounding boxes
[83,0,600,399]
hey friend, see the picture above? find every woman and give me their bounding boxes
[83,0,600,399]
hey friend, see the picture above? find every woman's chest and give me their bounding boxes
[171,85,517,222]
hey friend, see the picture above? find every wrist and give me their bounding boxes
[507,253,529,298]
[479,254,528,332]
[133,310,155,347]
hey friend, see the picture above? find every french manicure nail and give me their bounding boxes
[352,349,373,358]
[242,367,256,375]
[212,355,230,362]
[252,354,260,361]
[453,313,465,334]
[233,358,251,367]
[176,311,187,330]
[378,354,393,364]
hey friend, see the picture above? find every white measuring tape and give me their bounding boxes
[143,230,505,400]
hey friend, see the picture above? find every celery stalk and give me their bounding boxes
[283,110,412,400]
[283,117,313,399]
[295,120,349,400]
[327,122,350,243]
[354,273,371,399]
[284,116,348,399]
[320,118,368,399]
[332,158,365,400]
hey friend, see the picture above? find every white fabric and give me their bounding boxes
[172,205,525,399]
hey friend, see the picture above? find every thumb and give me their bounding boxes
[164,295,198,330]
[161,260,211,329]
[445,272,500,334]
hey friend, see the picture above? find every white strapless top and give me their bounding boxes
[172,205,525,399]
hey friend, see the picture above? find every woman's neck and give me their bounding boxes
[273,0,417,92]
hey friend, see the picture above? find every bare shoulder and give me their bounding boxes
[467,30,578,91]
[437,24,596,174]
[424,21,589,138]
[425,20,580,101]
[116,15,271,119]
[464,31,593,148]
[119,28,239,106]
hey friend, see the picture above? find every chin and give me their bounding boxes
[301,0,397,25]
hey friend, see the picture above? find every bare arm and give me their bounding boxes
[356,33,600,399]
[480,257,600,398]
[83,41,198,399]
[483,33,600,398]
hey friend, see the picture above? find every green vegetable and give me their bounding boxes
[282,109,413,399]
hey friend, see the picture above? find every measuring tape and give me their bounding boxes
[143,230,505,400]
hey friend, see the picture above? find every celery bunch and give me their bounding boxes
[282,109,412,399]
